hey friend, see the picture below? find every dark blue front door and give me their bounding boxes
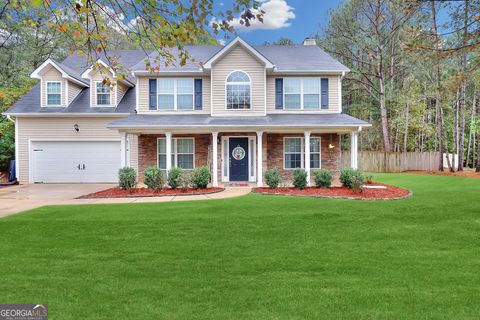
[229,138,249,181]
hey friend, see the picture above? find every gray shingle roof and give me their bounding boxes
[6,83,135,114]
[6,42,349,115]
[108,114,370,129]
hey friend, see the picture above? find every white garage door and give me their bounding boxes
[32,141,121,183]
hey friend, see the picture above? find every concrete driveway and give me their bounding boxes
[0,184,114,217]
[0,184,251,218]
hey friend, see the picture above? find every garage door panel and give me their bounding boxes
[32,141,121,183]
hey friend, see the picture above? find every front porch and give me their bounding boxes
[126,130,360,187]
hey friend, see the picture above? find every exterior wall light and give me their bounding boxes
[74,124,79,132]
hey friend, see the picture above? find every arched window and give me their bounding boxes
[226,70,251,109]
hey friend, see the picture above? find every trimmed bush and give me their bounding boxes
[292,169,308,189]
[191,166,211,189]
[265,168,281,189]
[340,168,365,191]
[144,166,165,191]
[178,171,192,191]
[313,169,332,188]
[167,167,183,189]
[118,167,137,190]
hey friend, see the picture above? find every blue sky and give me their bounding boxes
[211,0,454,46]
[212,0,340,45]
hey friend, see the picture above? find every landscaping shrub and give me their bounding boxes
[191,166,211,189]
[167,167,183,189]
[144,166,165,191]
[265,168,281,188]
[292,169,308,189]
[340,168,365,191]
[118,167,137,190]
[178,171,192,191]
[313,169,332,188]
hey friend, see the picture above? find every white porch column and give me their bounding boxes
[165,132,172,171]
[304,131,311,186]
[256,131,263,187]
[212,132,218,187]
[120,132,127,167]
[350,131,358,169]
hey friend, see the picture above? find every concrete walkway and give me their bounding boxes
[0,184,251,218]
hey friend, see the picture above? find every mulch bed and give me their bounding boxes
[252,182,411,200]
[78,187,225,199]
[406,170,480,179]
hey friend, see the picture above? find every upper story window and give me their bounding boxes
[96,82,111,105]
[284,78,328,110]
[158,79,194,110]
[226,71,251,110]
[46,82,61,106]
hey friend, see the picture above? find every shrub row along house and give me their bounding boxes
[5,37,370,186]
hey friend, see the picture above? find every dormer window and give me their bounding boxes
[226,70,251,109]
[46,82,62,106]
[96,82,111,105]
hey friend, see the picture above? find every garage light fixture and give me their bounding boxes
[74,123,79,132]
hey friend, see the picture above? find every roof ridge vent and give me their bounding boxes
[303,38,316,46]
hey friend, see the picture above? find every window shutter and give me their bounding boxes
[275,78,283,109]
[194,79,202,110]
[321,78,329,109]
[149,79,157,110]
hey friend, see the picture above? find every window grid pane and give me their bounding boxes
[284,138,303,169]
[285,94,301,109]
[226,71,251,110]
[158,95,174,110]
[177,94,193,110]
[158,79,174,93]
[47,94,61,105]
[47,82,61,94]
[97,94,110,105]
[96,83,110,94]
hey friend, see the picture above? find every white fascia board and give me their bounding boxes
[271,69,348,75]
[203,36,274,69]
[81,59,115,78]
[31,59,88,87]
[132,70,206,76]
[107,123,372,130]
[4,112,131,117]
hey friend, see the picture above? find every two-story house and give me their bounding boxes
[5,37,370,186]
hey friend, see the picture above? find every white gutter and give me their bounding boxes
[4,113,131,117]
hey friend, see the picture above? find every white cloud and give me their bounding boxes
[229,0,295,32]
[217,38,226,45]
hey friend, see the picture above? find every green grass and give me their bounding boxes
[1,173,480,319]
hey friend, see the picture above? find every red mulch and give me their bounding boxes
[253,182,411,200]
[78,187,225,199]
[406,170,480,179]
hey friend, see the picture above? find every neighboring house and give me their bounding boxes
[5,37,370,186]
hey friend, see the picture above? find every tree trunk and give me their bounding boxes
[378,62,391,152]
[404,97,410,152]
[458,0,469,171]
[466,92,476,167]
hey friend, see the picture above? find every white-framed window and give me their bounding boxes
[226,70,251,109]
[157,137,195,169]
[158,78,194,110]
[283,137,321,169]
[284,78,321,110]
[46,81,62,106]
[96,82,111,105]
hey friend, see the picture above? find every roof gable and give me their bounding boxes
[30,59,89,86]
[203,37,274,69]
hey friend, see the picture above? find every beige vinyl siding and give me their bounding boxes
[40,66,66,107]
[89,68,117,107]
[266,75,341,114]
[136,76,210,114]
[16,117,123,183]
[211,44,265,116]
[67,81,83,105]
[117,82,128,105]
[128,134,138,173]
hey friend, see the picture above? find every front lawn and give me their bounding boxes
[1,173,480,319]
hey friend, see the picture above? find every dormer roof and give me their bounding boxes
[30,59,89,86]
